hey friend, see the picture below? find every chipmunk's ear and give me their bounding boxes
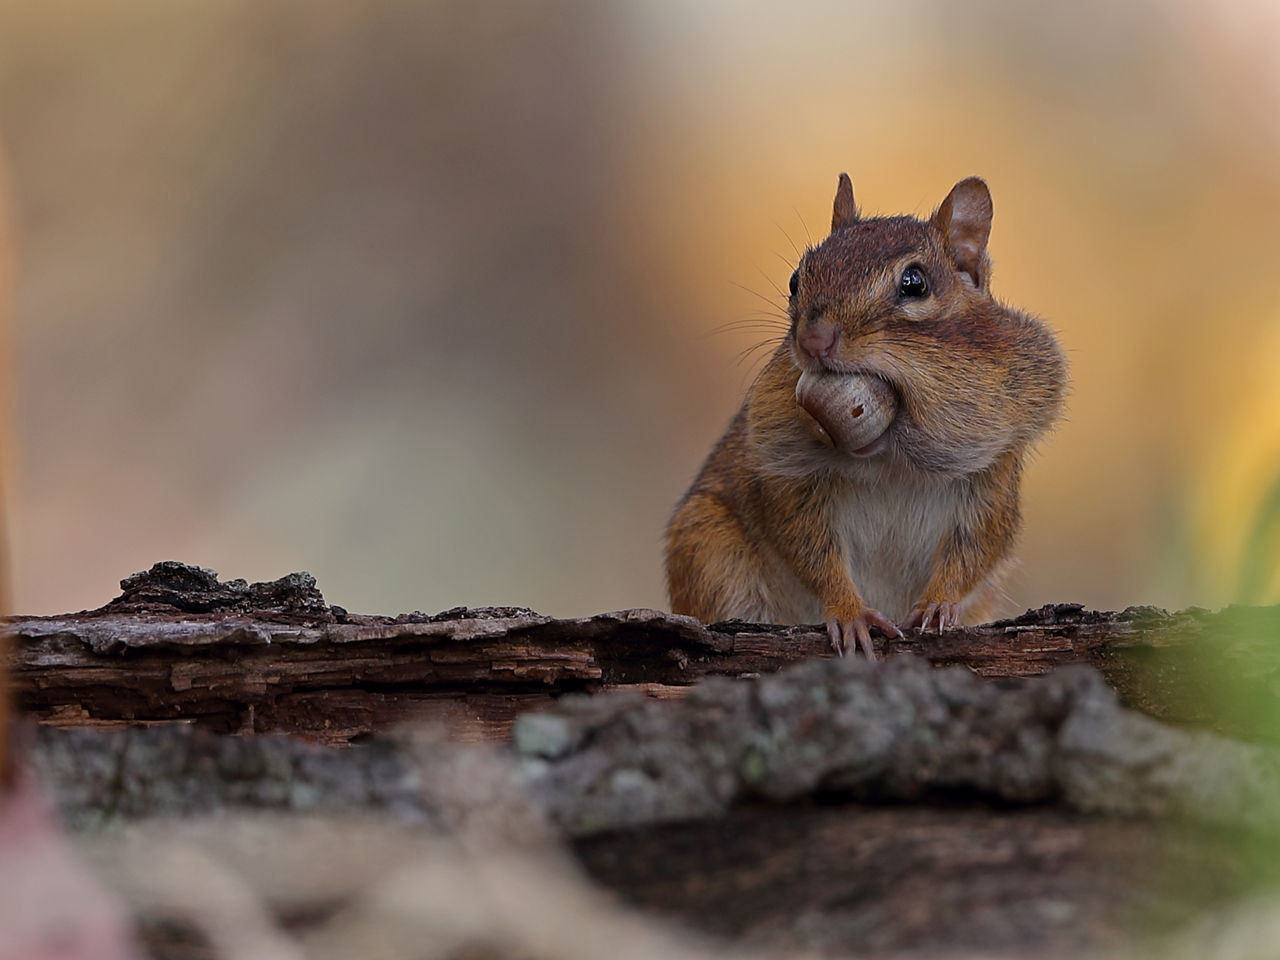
[932,177,992,289]
[830,173,859,232]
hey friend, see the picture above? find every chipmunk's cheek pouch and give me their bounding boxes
[795,371,898,455]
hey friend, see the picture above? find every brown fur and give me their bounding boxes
[666,175,1067,639]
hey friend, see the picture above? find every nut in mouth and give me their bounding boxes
[795,370,898,455]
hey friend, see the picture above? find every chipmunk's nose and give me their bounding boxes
[797,318,839,361]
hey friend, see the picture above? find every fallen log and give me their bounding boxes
[27,652,1280,959]
[9,562,1280,743]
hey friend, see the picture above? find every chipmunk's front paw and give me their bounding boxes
[826,608,902,660]
[903,600,961,635]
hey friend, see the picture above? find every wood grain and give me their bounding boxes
[10,562,1280,743]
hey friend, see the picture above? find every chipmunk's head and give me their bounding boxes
[779,174,1063,474]
[788,173,993,372]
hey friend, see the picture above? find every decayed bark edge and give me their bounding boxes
[8,562,1280,743]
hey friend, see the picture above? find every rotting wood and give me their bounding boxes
[571,804,1260,959]
[7,561,1280,744]
[25,651,1280,959]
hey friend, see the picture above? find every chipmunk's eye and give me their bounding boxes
[899,264,929,299]
[788,269,800,298]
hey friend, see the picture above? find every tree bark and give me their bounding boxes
[25,643,1280,960]
[11,563,1280,960]
[9,562,1280,743]
[572,804,1255,959]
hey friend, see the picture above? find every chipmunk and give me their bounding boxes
[665,174,1067,657]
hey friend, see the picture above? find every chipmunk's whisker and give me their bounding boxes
[730,281,786,312]
[773,219,803,260]
[793,207,814,248]
[733,336,785,369]
[709,316,789,335]
[754,264,788,303]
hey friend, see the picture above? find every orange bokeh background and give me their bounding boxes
[1,0,1278,617]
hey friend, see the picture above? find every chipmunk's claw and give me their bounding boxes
[826,608,902,660]
[903,600,960,635]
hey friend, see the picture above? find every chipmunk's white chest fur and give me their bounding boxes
[766,469,966,624]
[833,472,965,620]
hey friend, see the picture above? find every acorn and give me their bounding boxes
[794,371,898,454]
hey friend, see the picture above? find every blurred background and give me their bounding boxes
[0,0,1278,618]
